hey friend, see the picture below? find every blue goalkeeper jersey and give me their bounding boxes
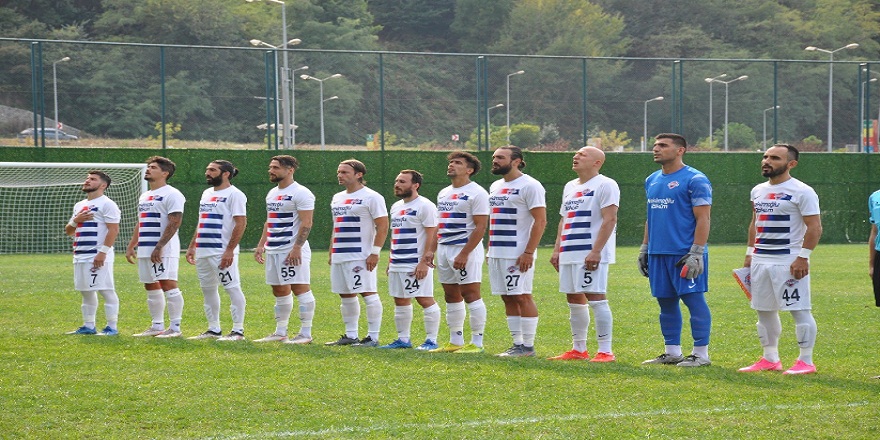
[645,165,712,255]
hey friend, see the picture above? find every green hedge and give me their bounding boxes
[2,147,876,249]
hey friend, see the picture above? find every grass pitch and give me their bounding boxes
[1,245,878,439]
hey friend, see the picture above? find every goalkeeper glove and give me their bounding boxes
[675,244,705,279]
[637,244,649,278]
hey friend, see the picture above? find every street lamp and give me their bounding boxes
[710,75,749,151]
[506,70,524,142]
[52,56,71,145]
[289,65,308,145]
[805,42,859,151]
[704,73,727,147]
[301,73,343,150]
[762,105,780,149]
[247,0,294,148]
[642,97,663,151]
[486,103,504,150]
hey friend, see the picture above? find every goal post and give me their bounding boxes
[0,162,147,254]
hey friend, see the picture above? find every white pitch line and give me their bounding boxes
[206,401,870,439]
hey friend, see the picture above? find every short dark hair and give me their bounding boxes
[447,151,481,175]
[88,170,111,188]
[498,145,526,170]
[654,133,688,149]
[340,159,367,183]
[771,143,799,161]
[399,169,423,187]
[212,160,239,179]
[146,156,176,179]
[271,155,299,171]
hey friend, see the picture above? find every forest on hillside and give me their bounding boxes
[2,0,879,150]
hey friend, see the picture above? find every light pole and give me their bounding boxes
[506,70,524,143]
[290,65,308,145]
[487,103,504,150]
[52,56,70,145]
[711,75,749,151]
[301,74,343,150]
[704,73,727,147]
[247,0,294,148]
[249,31,301,148]
[859,66,878,151]
[642,96,663,152]
[805,42,859,152]
[762,105,780,149]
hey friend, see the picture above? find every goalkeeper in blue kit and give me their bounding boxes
[639,133,713,367]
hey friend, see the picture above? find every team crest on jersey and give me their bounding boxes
[767,192,793,201]
[398,208,417,216]
[352,266,364,273]
[275,195,294,201]
[210,196,227,202]
[507,265,518,274]
[83,205,99,212]
[785,278,798,287]
[451,193,469,200]
[667,181,679,189]
[574,190,594,197]
[344,199,364,205]
[499,188,520,195]
[146,195,164,201]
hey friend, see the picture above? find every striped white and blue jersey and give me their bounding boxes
[436,181,489,246]
[487,174,546,259]
[389,196,438,272]
[136,185,185,258]
[330,186,387,264]
[751,177,820,262]
[558,174,619,265]
[265,182,315,255]
[194,185,247,258]
[70,195,121,263]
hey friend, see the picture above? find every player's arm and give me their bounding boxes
[550,217,564,272]
[692,205,711,247]
[287,209,313,267]
[125,221,140,264]
[517,206,547,273]
[585,204,619,268]
[93,222,119,269]
[791,214,822,279]
[255,221,270,264]
[453,214,487,270]
[185,231,198,265]
[219,215,247,270]
[151,211,182,263]
[870,224,878,278]
[414,225,438,280]
[367,216,389,272]
[744,204,757,267]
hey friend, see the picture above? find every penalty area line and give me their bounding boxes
[207,401,869,439]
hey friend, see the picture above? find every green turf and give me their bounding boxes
[1,245,878,439]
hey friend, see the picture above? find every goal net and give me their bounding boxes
[0,162,147,254]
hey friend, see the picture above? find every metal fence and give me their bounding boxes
[2,38,879,152]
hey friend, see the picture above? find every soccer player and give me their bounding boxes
[868,186,880,309]
[739,144,822,375]
[639,133,713,367]
[380,170,441,350]
[253,155,317,345]
[548,146,619,362]
[487,146,547,357]
[126,156,186,338]
[325,159,388,347]
[430,151,490,354]
[185,160,248,341]
[65,170,121,336]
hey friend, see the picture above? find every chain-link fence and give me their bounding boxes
[3,38,878,152]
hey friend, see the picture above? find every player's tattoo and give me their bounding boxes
[295,227,311,246]
[157,212,183,248]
